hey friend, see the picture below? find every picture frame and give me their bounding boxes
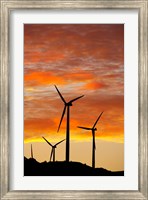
[0,0,147,199]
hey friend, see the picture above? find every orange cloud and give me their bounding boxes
[25,118,55,132]
[25,70,95,88]
[24,24,124,66]
[82,81,107,90]
[25,71,66,86]
[24,50,65,65]
[64,71,94,82]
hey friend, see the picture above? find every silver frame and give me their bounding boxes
[0,0,147,199]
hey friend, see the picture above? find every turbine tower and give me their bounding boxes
[42,136,65,162]
[31,144,33,159]
[78,111,103,168]
[55,85,84,162]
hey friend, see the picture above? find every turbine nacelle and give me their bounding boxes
[66,102,73,106]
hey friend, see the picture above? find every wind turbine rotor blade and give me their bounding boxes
[55,139,65,146]
[42,137,53,147]
[50,148,53,161]
[57,105,66,132]
[93,111,104,129]
[69,95,84,103]
[77,126,92,130]
[54,85,66,104]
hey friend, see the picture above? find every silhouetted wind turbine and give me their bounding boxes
[78,111,103,168]
[31,144,33,159]
[55,85,84,162]
[42,136,65,162]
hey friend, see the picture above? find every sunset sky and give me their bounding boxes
[24,24,124,171]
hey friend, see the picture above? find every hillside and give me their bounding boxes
[24,157,124,176]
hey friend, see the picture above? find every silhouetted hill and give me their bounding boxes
[24,157,124,176]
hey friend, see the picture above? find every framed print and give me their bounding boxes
[0,0,147,199]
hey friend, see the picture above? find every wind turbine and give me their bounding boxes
[31,144,33,159]
[42,136,65,162]
[55,85,84,162]
[78,111,103,168]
